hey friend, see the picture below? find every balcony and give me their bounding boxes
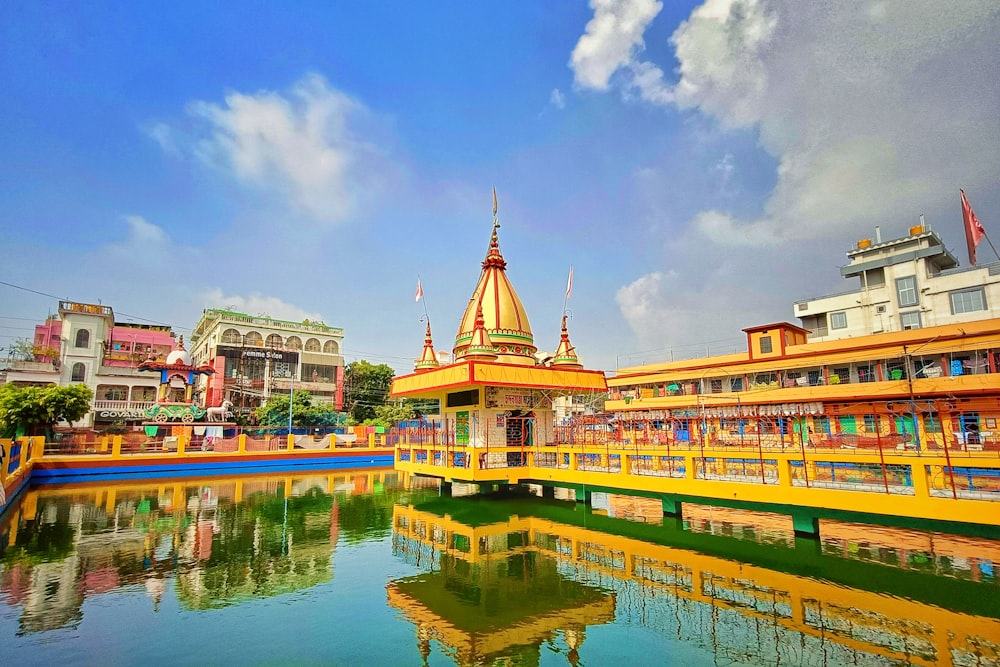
[91,400,156,421]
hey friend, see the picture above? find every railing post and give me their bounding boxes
[238,434,247,453]
[910,462,930,497]
[177,434,187,457]
[111,435,123,458]
[287,433,295,451]
[31,436,45,461]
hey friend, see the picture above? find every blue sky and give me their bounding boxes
[2,1,998,375]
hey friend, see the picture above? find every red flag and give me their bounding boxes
[414,278,423,303]
[962,189,986,266]
[565,266,574,300]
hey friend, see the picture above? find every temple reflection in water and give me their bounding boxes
[389,494,1000,666]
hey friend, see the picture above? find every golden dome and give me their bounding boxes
[453,216,536,366]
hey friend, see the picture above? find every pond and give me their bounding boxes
[0,469,998,665]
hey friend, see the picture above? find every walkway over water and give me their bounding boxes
[391,433,1000,532]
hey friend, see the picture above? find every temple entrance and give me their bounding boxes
[505,411,534,467]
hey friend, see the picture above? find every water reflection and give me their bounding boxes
[390,496,1000,666]
[0,469,416,634]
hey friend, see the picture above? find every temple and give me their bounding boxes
[390,193,607,475]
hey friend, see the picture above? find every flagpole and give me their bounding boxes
[416,274,429,320]
[982,232,1000,264]
[563,265,573,314]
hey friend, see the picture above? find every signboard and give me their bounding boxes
[484,387,549,409]
[217,345,298,364]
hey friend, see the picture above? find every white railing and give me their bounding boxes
[91,400,156,419]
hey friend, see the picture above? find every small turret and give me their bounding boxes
[414,320,441,372]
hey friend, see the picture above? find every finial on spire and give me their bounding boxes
[492,186,500,231]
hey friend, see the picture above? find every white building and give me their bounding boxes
[189,309,345,414]
[3,301,176,427]
[795,225,1000,341]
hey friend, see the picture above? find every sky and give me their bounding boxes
[2,0,998,376]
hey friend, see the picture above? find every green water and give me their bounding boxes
[0,470,997,666]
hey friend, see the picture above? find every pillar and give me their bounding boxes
[662,497,682,517]
[791,511,819,538]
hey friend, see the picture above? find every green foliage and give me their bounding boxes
[253,390,346,428]
[0,383,93,436]
[344,360,395,423]
[366,403,414,427]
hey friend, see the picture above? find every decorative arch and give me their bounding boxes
[286,336,302,350]
[305,338,321,352]
[244,331,263,347]
[75,329,90,348]
[222,328,241,344]
[323,340,339,354]
[266,334,283,348]
[71,362,86,382]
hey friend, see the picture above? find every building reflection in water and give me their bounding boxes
[0,469,408,635]
[389,495,1000,666]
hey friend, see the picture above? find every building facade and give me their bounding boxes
[189,309,344,415]
[796,225,1000,341]
[3,301,177,427]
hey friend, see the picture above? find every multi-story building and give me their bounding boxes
[796,224,1000,341]
[189,309,344,414]
[3,301,176,426]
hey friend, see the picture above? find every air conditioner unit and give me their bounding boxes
[875,305,887,314]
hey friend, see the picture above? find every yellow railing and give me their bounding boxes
[393,440,1000,527]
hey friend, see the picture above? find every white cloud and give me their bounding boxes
[146,122,179,156]
[173,73,386,225]
[573,0,1000,247]
[550,88,566,109]
[570,0,663,91]
[199,288,325,324]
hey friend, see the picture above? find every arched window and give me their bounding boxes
[222,328,241,344]
[323,340,339,354]
[244,331,263,347]
[266,334,283,348]
[305,338,321,352]
[75,329,90,348]
[286,336,302,350]
[71,362,86,382]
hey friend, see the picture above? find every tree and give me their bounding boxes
[254,390,346,429]
[344,361,395,423]
[0,383,93,437]
[8,338,35,362]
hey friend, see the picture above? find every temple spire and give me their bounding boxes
[414,320,440,372]
[551,314,582,369]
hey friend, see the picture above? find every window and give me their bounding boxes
[222,328,241,344]
[244,331,263,346]
[266,334,283,348]
[323,340,339,354]
[710,379,723,393]
[759,335,773,354]
[950,287,987,314]
[305,338,321,352]
[71,362,86,382]
[832,367,850,384]
[857,365,876,383]
[829,311,848,329]
[900,311,922,330]
[75,329,90,348]
[895,276,918,307]
[286,336,302,350]
[730,377,743,392]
